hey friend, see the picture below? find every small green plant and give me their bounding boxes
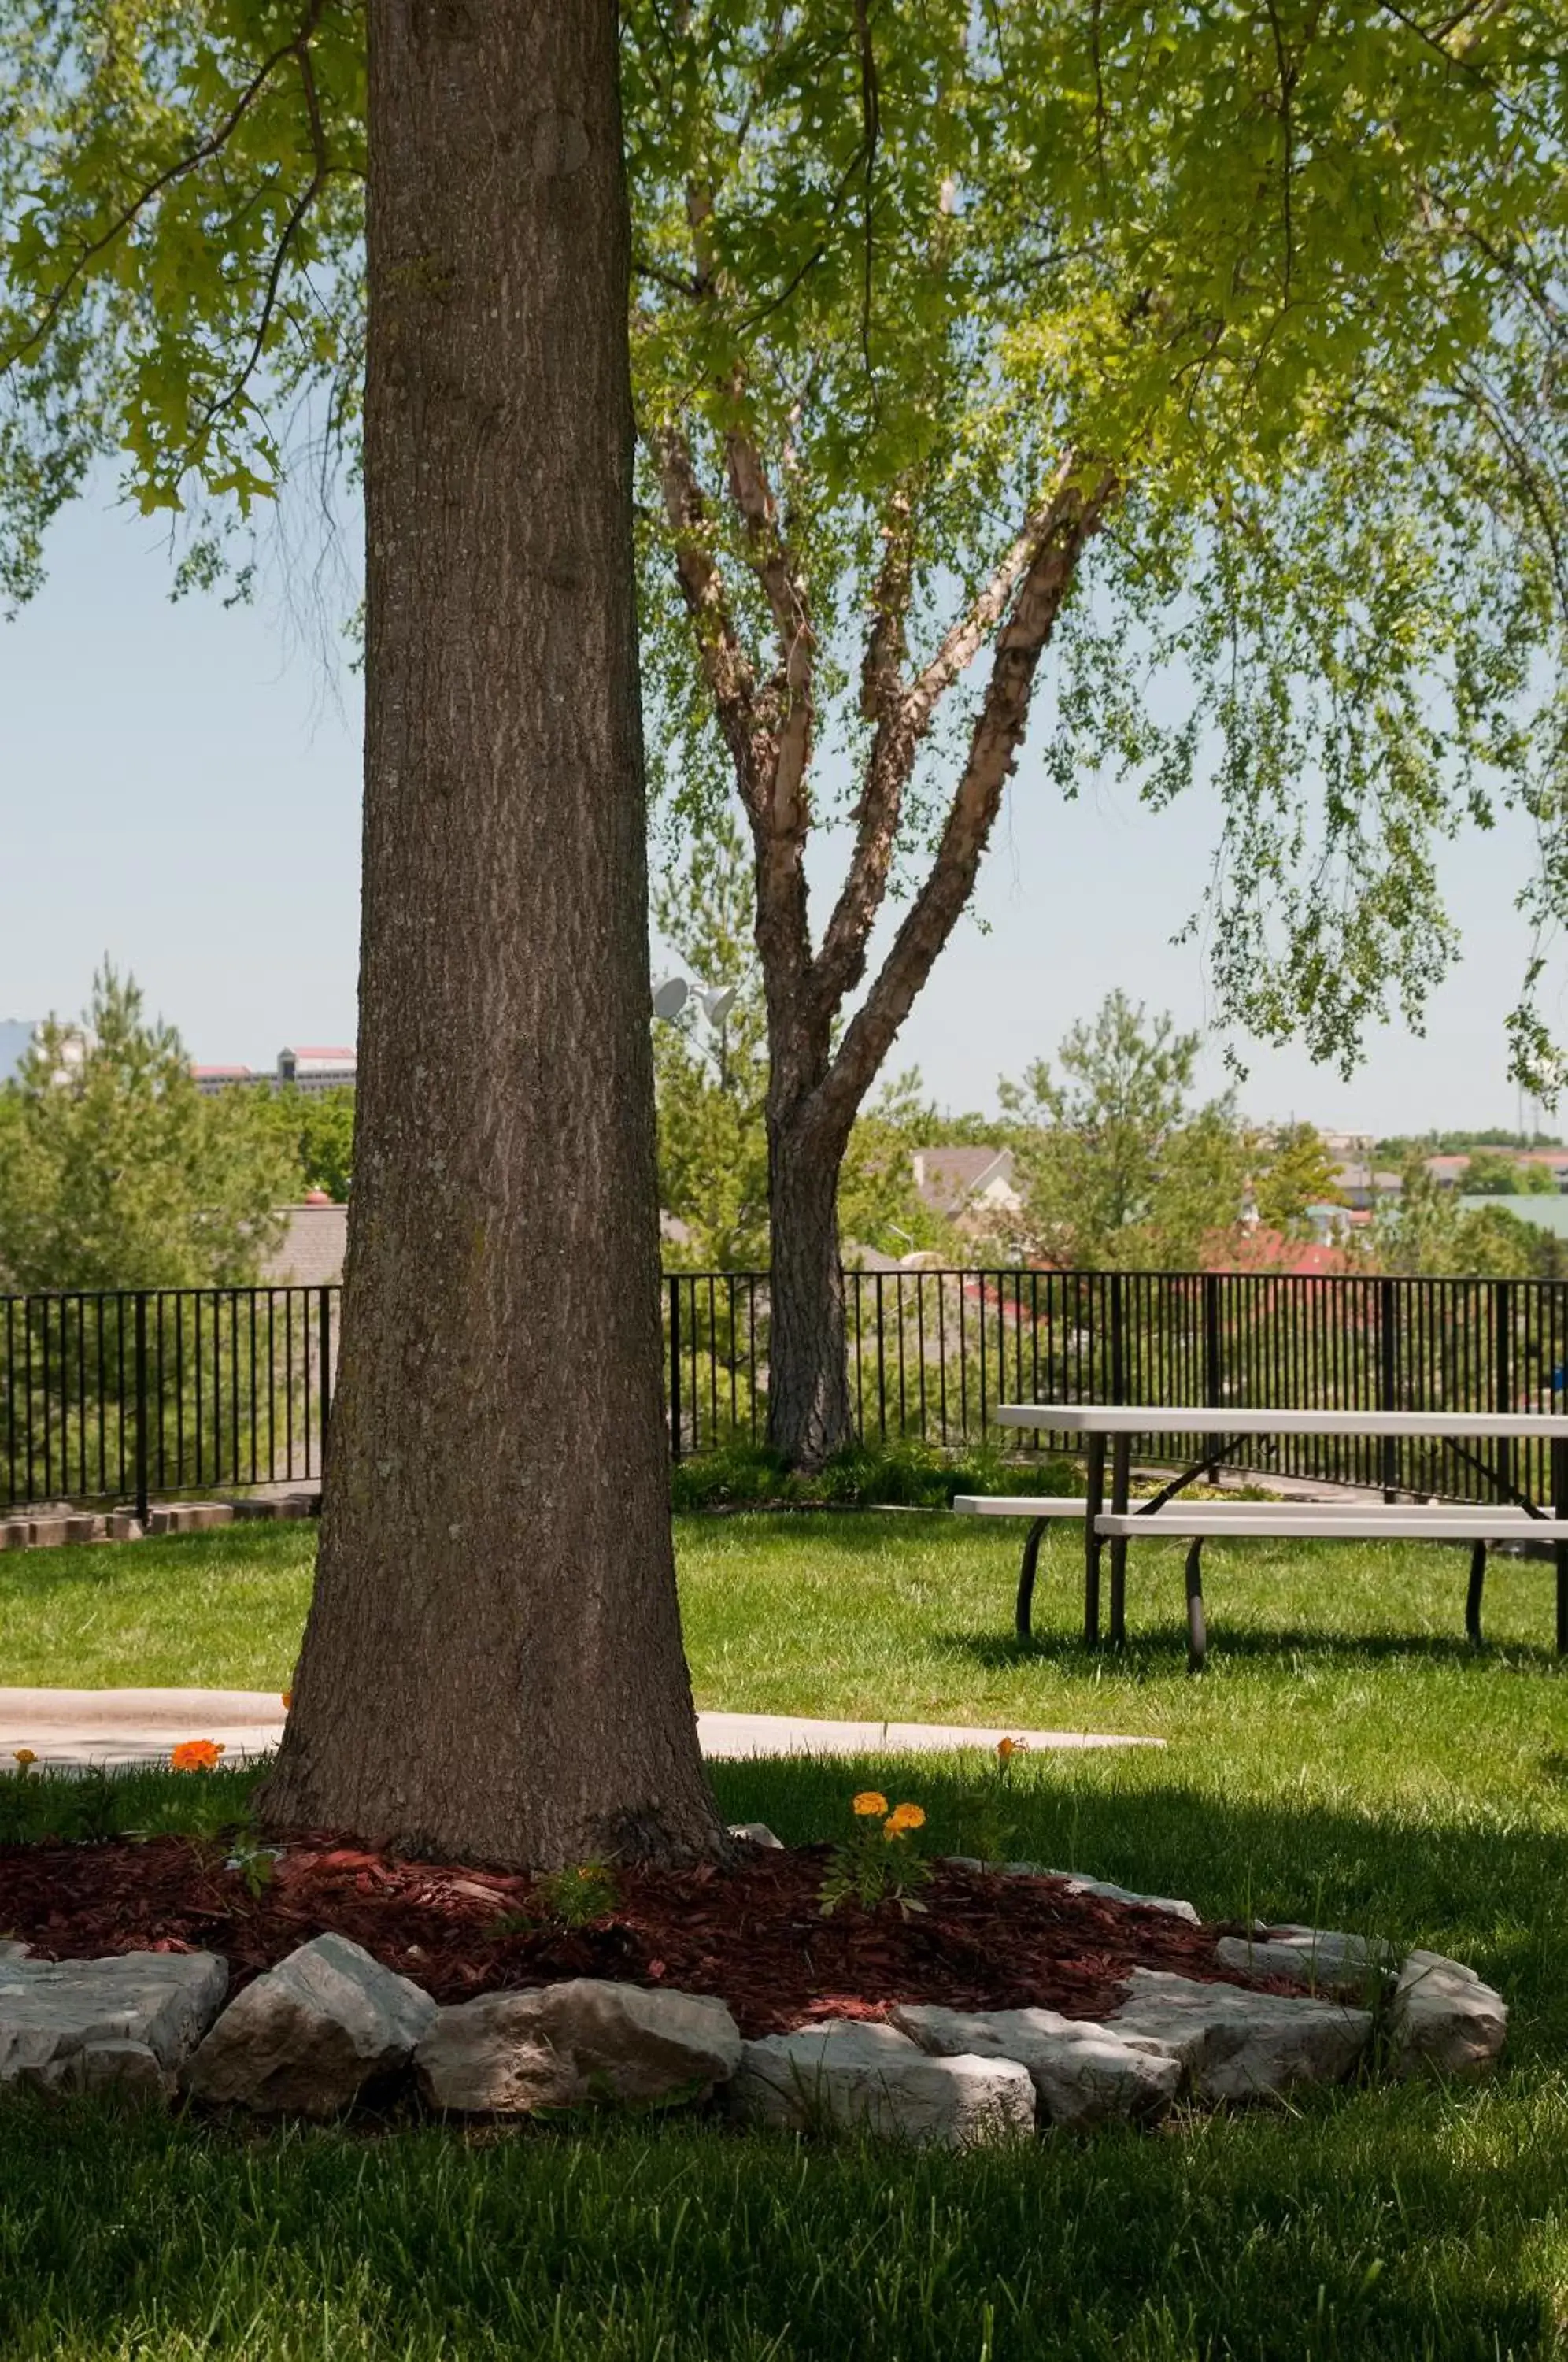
[819,1791,930,1917]
[534,1862,619,1928]
[962,1736,1028,1867]
[223,1840,282,1900]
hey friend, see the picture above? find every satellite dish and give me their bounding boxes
[651,975,690,1020]
[697,985,738,1027]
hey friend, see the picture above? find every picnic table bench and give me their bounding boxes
[955,1403,1568,1668]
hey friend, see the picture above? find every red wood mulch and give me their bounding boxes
[0,1838,1297,2037]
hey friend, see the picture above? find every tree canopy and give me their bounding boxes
[0,965,293,1288]
[2,0,1564,1069]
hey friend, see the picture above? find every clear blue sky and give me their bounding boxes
[2,476,1559,1138]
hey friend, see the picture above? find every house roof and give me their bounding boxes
[261,1202,349,1287]
[912,1146,1015,1213]
[1206,1225,1354,1276]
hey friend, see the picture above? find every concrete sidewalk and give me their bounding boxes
[0,1689,1162,1771]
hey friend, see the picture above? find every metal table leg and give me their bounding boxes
[1109,1432,1131,1647]
[1185,1539,1207,1672]
[1015,1517,1048,1642]
[1084,1433,1105,1646]
[1465,1540,1487,1647]
[1555,1438,1568,1657]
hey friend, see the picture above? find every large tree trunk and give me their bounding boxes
[764,1105,854,1470]
[259,0,723,1869]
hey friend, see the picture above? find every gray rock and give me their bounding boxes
[417,1979,741,2115]
[0,1942,30,1962]
[1217,1928,1396,1987]
[0,1949,227,2098]
[1108,1968,1373,2099]
[1040,1869,1202,1926]
[727,1823,785,1850]
[730,2017,1035,2147]
[1389,1950,1507,2079]
[891,2001,1180,2128]
[183,1934,435,2117]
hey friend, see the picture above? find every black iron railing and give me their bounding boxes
[665,1267,1568,1507]
[5,1268,1568,1514]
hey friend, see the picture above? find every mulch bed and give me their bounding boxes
[0,1838,1310,2036]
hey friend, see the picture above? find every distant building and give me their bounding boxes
[261,1195,349,1287]
[277,1046,356,1093]
[191,1046,357,1095]
[910,1146,1022,1228]
[1330,1159,1402,1211]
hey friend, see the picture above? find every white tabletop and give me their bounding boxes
[995,1403,1568,1441]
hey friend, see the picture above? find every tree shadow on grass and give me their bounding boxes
[0,2079,1559,2362]
[934,1623,1562,1672]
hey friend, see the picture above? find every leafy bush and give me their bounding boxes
[670,1437,1081,1512]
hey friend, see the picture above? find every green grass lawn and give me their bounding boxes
[2,1512,1566,2357]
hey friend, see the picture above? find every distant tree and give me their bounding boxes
[1251,1124,1344,1232]
[1460,1150,1557,1197]
[264,1085,356,1204]
[1374,1161,1551,1278]
[999,994,1250,1269]
[0,965,291,1290]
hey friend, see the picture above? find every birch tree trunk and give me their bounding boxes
[259,0,724,1869]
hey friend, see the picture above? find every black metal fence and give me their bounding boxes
[6,1268,1568,1515]
[2,1287,335,1517]
[667,1267,1568,1507]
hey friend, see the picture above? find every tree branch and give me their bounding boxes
[2,0,329,379]
[723,424,815,839]
[815,466,1118,1138]
[650,422,764,812]
[812,458,1086,1018]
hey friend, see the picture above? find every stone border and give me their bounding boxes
[0,1853,1508,2142]
[0,1496,320,1551]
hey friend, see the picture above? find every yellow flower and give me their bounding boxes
[13,1748,36,1769]
[852,1790,889,1819]
[997,1736,1027,1763]
[884,1801,926,1837]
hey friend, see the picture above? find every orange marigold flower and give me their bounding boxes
[884,1802,926,1836]
[997,1736,1027,1763]
[13,1748,36,1768]
[281,1691,293,1712]
[852,1790,889,1818]
[171,1739,226,1773]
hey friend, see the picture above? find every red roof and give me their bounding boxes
[1205,1226,1354,1276]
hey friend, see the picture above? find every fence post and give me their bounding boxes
[1110,1272,1126,1406]
[1379,1275,1398,1501]
[1496,1277,1514,1505]
[133,1293,150,1527]
[1204,1272,1222,1475]
[317,1287,333,1476]
[668,1275,682,1462]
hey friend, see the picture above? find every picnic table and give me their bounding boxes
[963,1403,1568,1666]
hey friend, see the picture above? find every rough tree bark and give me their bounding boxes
[259,0,724,1868]
[657,422,1115,1468]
